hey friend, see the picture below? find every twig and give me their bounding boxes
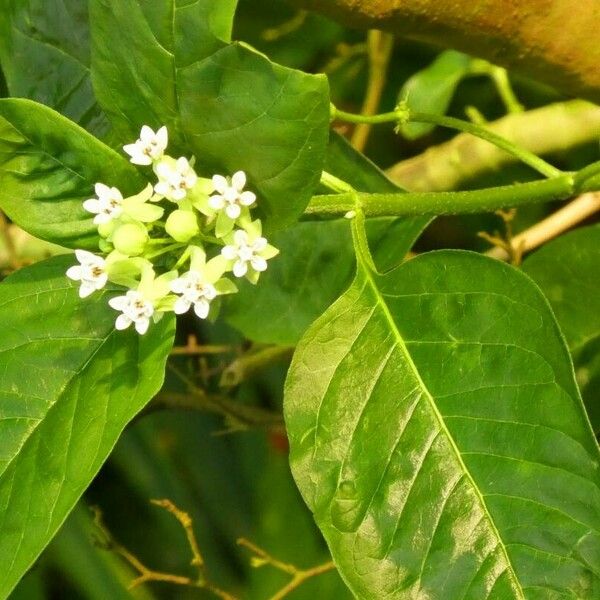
[170,334,235,356]
[350,30,394,152]
[261,10,307,41]
[238,538,336,600]
[485,192,600,260]
[478,209,525,266]
[220,345,294,388]
[92,504,237,600]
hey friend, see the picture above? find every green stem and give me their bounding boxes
[305,175,575,217]
[332,106,561,179]
[144,242,184,260]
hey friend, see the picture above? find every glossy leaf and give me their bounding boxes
[0,99,146,249]
[523,224,600,432]
[399,50,473,139]
[224,135,429,345]
[0,0,109,137]
[90,0,330,230]
[0,255,175,597]
[90,0,237,145]
[285,239,600,599]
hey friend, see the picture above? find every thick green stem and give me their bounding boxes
[305,175,575,218]
[332,106,561,179]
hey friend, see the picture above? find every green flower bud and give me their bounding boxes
[165,209,199,242]
[112,222,149,256]
[97,219,116,239]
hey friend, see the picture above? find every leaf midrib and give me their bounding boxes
[356,253,526,599]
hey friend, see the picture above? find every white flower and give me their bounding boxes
[154,157,198,202]
[83,183,123,224]
[108,290,154,335]
[123,125,168,165]
[209,171,256,219]
[66,250,108,298]
[221,229,271,278]
[170,270,218,319]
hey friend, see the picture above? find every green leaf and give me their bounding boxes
[523,224,600,432]
[285,241,600,599]
[0,0,109,137]
[224,135,429,345]
[0,255,175,597]
[90,0,330,230]
[399,50,473,140]
[0,99,146,249]
[90,0,237,145]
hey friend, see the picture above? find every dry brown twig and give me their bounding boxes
[238,538,336,600]
[92,503,237,599]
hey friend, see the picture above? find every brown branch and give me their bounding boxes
[92,504,237,600]
[293,0,600,102]
[238,538,336,600]
[220,345,294,388]
[350,30,394,152]
[485,192,600,261]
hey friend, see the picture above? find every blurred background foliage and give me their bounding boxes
[1,0,599,598]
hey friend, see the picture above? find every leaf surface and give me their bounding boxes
[224,134,429,344]
[523,224,600,432]
[90,0,330,230]
[0,256,175,597]
[0,99,145,249]
[0,0,109,136]
[285,237,600,599]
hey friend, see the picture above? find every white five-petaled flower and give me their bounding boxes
[108,290,155,335]
[170,270,218,319]
[123,125,168,165]
[209,171,256,219]
[154,157,198,202]
[66,250,108,298]
[83,183,123,224]
[221,229,269,278]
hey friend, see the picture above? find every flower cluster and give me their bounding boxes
[67,126,278,334]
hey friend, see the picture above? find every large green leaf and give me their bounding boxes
[0,0,109,137]
[90,0,330,230]
[0,99,145,249]
[285,231,600,598]
[523,224,600,432]
[0,255,175,597]
[90,0,237,145]
[224,134,429,345]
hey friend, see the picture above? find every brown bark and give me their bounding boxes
[295,0,600,102]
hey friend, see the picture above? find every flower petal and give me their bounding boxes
[109,295,129,311]
[221,245,237,260]
[251,256,268,272]
[232,170,246,191]
[95,182,111,198]
[239,191,256,207]
[79,282,96,298]
[233,229,249,246]
[66,265,82,281]
[225,203,241,220]
[209,194,225,210]
[156,126,168,149]
[193,299,210,319]
[135,318,150,335]
[95,273,109,289]
[173,297,191,314]
[252,237,268,252]
[83,198,101,214]
[233,260,248,278]
[212,174,228,194]
[140,125,154,143]
[170,277,187,294]
[115,313,132,330]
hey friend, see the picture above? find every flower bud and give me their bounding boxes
[112,222,149,256]
[165,209,199,242]
[97,219,116,239]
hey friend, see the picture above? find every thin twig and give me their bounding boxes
[350,30,394,152]
[478,209,525,266]
[238,538,336,600]
[485,192,600,261]
[92,504,238,600]
[220,345,294,388]
[170,334,235,356]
